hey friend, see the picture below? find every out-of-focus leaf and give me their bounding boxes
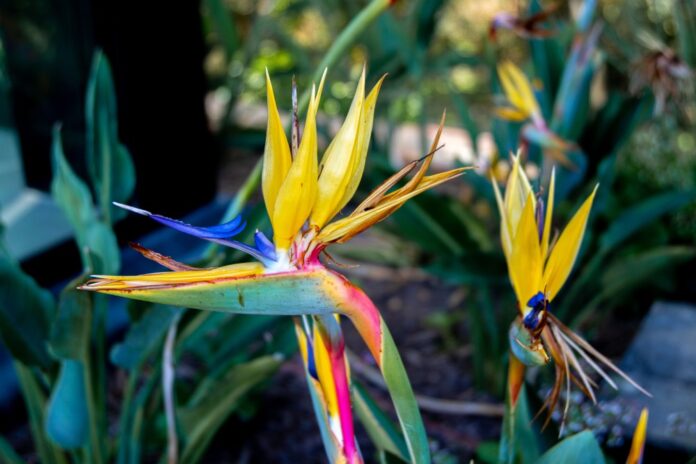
[572,246,696,327]
[574,0,597,32]
[111,306,181,369]
[85,51,135,223]
[379,318,429,464]
[179,354,283,464]
[551,26,601,140]
[51,126,96,248]
[0,434,23,464]
[51,126,120,274]
[675,0,696,67]
[498,385,540,464]
[0,258,54,368]
[14,363,67,464]
[49,277,92,361]
[45,360,89,449]
[205,0,238,58]
[353,382,409,462]
[599,190,696,252]
[536,430,605,464]
[475,440,499,464]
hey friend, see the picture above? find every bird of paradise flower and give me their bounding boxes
[81,68,466,464]
[495,61,575,169]
[491,155,650,432]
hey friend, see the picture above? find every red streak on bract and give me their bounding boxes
[327,269,383,366]
[326,334,360,463]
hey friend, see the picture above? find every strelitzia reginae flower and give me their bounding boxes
[495,61,574,168]
[489,4,559,41]
[492,155,649,429]
[80,68,466,464]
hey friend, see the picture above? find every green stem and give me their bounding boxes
[83,345,104,464]
[116,358,146,464]
[163,313,182,464]
[297,0,392,112]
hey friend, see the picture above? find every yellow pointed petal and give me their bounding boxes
[495,107,529,122]
[504,154,535,235]
[82,262,264,290]
[541,168,556,261]
[314,324,339,420]
[336,75,385,214]
[263,71,292,226]
[499,61,540,119]
[311,70,366,228]
[626,408,648,464]
[498,62,527,114]
[491,174,513,258]
[543,185,598,301]
[272,80,324,249]
[509,192,543,308]
[317,167,468,244]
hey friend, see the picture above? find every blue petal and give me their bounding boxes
[114,202,276,265]
[113,203,246,239]
[254,230,277,261]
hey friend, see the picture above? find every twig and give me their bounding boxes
[163,312,182,464]
[347,351,504,417]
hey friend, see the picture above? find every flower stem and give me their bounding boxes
[297,0,392,112]
[163,312,182,464]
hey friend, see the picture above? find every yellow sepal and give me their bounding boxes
[311,69,366,228]
[498,61,540,120]
[272,72,327,249]
[509,192,542,307]
[626,408,648,464]
[84,262,264,290]
[263,70,292,227]
[313,323,339,420]
[542,184,598,301]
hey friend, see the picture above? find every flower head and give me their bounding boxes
[495,62,574,167]
[489,5,559,41]
[80,69,463,464]
[492,155,649,427]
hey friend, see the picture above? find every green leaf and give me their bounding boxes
[675,0,696,67]
[45,360,89,449]
[15,362,68,464]
[379,318,430,464]
[498,384,539,464]
[86,50,135,223]
[353,382,410,462]
[49,277,92,360]
[111,306,181,369]
[0,434,24,464]
[51,126,120,274]
[0,258,54,368]
[179,354,283,464]
[51,125,97,248]
[599,190,696,252]
[537,430,605,464]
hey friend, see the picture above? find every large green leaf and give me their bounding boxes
[85,50,135,223]
[111,305,181,369]
[49,277,92,360]
[51,126,120,274]
[498,384,540,464]
[0,258,54,368]
[45,360,89,449]
[599,190,696,252]
[536,430,605,464]
[0,434,23,464]
[179,354,283,464]
[353,382,409,462]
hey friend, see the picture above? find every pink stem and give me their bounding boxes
[327,335,361,463]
